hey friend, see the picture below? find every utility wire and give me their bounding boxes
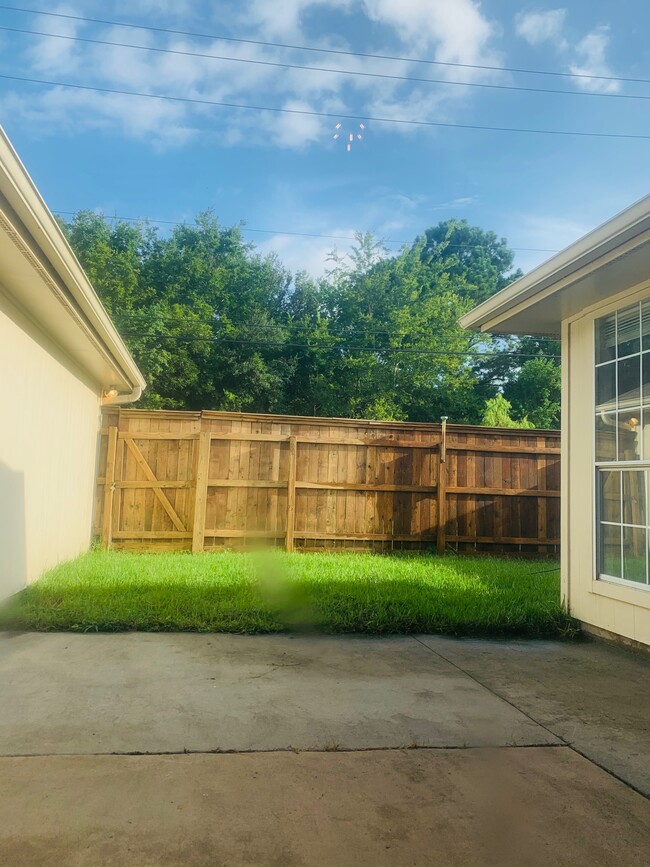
[54,210,560,254]
[113,313,561,343]
[0,4,642,87]
[2,25,647,103]
[6,75,645,140]
[120,333,561,358]
[56,211,406,246]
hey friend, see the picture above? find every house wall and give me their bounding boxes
[564,280,650,646]
[0,288,100,600]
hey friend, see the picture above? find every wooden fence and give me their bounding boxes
[94,409,561,555]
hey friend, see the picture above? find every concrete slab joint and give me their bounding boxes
[0,632,648,866]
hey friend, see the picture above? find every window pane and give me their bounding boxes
[617,304,641,357]
[596,412,617,461]
[623,526,647,583]
[618,410,641,461]
[641,407,650,462]
[642,300,650,351]
[623,470,646,526]
[600,523,622,578]
[595,303,650,588]
[596,362,616,411]
[643,354,650,405]
[617,356,640,409]
[596,313,616,363]
[599,470,621,523]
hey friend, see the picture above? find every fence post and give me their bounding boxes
[192,429,211,553]
[285,436,297,552]
[102,423,118,549]
[437,417,448,555]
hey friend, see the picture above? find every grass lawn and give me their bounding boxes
[0,550,577,638]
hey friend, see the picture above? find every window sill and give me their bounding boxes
[592,576,650,609]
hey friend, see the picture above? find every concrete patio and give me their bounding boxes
[0,632,648,865]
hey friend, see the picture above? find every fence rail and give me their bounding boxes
[94,409,561,555]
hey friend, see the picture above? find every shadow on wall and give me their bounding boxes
[0,462,26,600]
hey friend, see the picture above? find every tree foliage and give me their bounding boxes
[482,394,534,429]
[61,212,560,428]
[504,356,561,429]
[416,219,523,304]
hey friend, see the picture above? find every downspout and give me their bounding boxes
[101,383,143,406]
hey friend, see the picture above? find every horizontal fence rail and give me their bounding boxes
[94,409,561,556]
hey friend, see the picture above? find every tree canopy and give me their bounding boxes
[61,211,560,428]
[415,219,523,305]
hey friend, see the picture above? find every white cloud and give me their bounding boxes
[27,4,85,75]
[255,230,359,278]
[518,213,591,247]
[446,195,477,207]
[6,0,503,149]
[431,195,478,209]
[268,100,325,148]
[514,10,620,95]
[112,0,196,16]
[569,27,620,94]
[507,213,593,273]
[246,176,434,275]
[362,0,501,81]
[246,0,353,40]
[0,87,197,149]
[514,9,567,47]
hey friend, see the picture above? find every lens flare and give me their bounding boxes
[332,122,365,152]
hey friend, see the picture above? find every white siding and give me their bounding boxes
[0,289,100,599]
[565,283,650,646]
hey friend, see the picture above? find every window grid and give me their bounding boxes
[595,300,650,589]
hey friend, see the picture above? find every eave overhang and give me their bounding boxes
[0,127,145,398]
[460,194,650,336]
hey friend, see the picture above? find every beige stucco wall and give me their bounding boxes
[0,289,100,600]
[563,281,650,646]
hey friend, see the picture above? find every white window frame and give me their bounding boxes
[594,301,650,590]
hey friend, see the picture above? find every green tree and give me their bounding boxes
[61,211,292,410]
[504,356,561,429]
[416,219,523,305]
[307,236,486,422]
[62,210,156,311]
[278,275,342,417]
[482,394,534,429]
[61,209,556,426]
[472,334,561,429]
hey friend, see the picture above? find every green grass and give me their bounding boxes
[0,550,578,638]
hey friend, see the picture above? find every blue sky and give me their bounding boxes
[2,0,650,277]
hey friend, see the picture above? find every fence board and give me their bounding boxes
[192,430,211,553]
[96,409,561,555]
[101,425,118,549]
[285,436,297,552]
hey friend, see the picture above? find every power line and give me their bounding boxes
[54,210,560,254]
[121,333,561,358]
[6,73,648,140]
[3,24,648,103]
[0,4,642,87]
[55,210,402,245]
[113,313,561,343]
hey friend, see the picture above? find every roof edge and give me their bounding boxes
[0,127,145,394]
[460,192,650,332]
